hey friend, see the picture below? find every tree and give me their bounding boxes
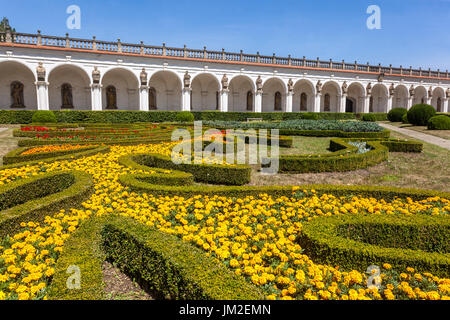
[0,17,15,33]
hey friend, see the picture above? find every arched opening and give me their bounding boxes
[216,91,219,110]
[105,85,117,109]
[191,73,220,111]
[274,91,282,111]
[371,84,388,113]
[61,83,73,109]
[102,68,139,110]
[246,91,253,111]
[300,93,308,111]
[262,78,286,112]
[413,86,427,106]
[432,87,445,112]
[48,64,91,110]
[293,79,315,112]
[149,87,157,110]
[345,98,355,113]
[321,81,340,112]
[347,82,365,113]
[10,81,25,108]
[324,94,331,111]
[148,71,182,111]
[0,61,37,109]
[229,75,254,112]
[393,85,408,109]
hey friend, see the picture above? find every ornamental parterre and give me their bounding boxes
[0,141,449,301]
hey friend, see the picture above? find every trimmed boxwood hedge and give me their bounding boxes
[3,145,101,165]
[298,214,450,276]
[272,139,389,173]
[0,170,93,237]
[427,115,450,130]
[117,152,450,200]
[0,145,111,169]
[388,108,407,122]
[48,216,264,300]
[131,153,251,186]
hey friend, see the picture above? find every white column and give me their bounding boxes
[339,94,347,113]
[255,92,262,113]
[363,95,371,113]
[182,88,191,111]
[313,93,321,112]
[139,86,149,111]
[286,92,293,112]
[444,98,449,113]
[407,97,413,110]
[35,81,49,110]
[91,84,103,111]
[219,89,229,112]
[387,96,393,113]
[426,96,432,105]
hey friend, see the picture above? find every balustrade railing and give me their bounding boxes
[0,30,448,79]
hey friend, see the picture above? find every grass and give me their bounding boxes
[251,131,450,192]
[380,121,450,140]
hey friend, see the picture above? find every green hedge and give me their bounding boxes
[0,171,93,238]
[272,139,388,173]
[427,115,450,130]
[298,214,450,276]
[49,216,264,300]
[0,146,111,169]
[0,110,357,124]
[3,145,102,165]
[131,153,251,186]
[388,108,407,122]
[362,113,388,121]
[101,216,265,300]
[48,217,106,300]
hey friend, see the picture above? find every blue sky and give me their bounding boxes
[2,0,450,70]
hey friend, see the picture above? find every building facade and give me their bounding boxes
[1,30,449,113]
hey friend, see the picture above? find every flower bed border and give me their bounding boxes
[298,214,450,276]
[48,216,265,300]
[0,170,93,238]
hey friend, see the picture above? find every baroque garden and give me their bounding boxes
[0,30,449,301]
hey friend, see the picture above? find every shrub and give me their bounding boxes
[299,214,450,276]
[176,111,195,122]
[402,113,409,124]
[32,110,57,123]
[49,216,265,300]
[0,171,93,237]
[407,104,436,126]
[362,114,377,122]
[301,112,320,120]
[387,108,407,122]
[427,115,450,130]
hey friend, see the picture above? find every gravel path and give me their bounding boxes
[379,123,450,150]
[0,127,20,166]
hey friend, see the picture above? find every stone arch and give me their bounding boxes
[148,70,182,111]
[321,81,341,112]
[413,86,427,105]
[393,85,409,109]
[347,82,365,113]
[48,64,91,110]
[191,73,220,111]
[229,75,255,112]
[432,87,445,112]
[101,68,139,110]
[293,79,315,112]
[0,60,37,109]
[262,77,286,112]
[371,83,389,113]
[149,87,157,110]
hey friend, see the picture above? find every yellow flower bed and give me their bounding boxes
[0,143,449,300]
[20,145,97,156]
